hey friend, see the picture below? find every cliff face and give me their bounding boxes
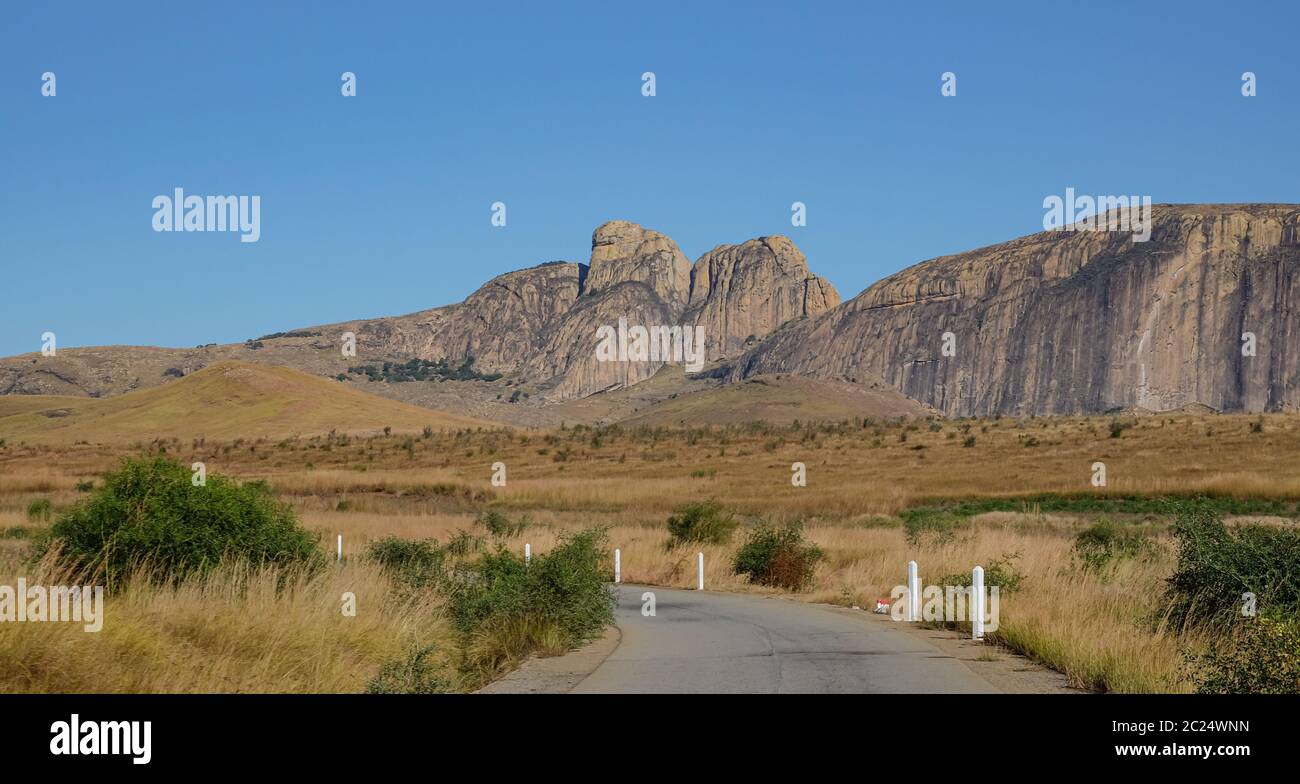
[686,236,841,360]
[354,261,584,374]
[524,223,839,400]
[732,205,1300,415]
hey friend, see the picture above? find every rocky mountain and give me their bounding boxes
[0,220,840,422]
[731,204,1300,415]
[5,206,1296,424]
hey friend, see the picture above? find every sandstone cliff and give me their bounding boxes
[731,204,1300,415]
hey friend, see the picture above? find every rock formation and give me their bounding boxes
[0,221,839,406]
[732,204,1300,415]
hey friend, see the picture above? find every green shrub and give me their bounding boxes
[732,523,823,591]
[1073,519,1153,571]
[365,645,454,694]
[445,530,485,557]
[26,499,52,522]
[939,550,1025,593]
[1193,614,1300,694]
[33,457,319,585]
[666,501,738,547]
[476,510,527,538]
[366,536,446,589]
[1164,500,1300,626]
[901,508,962,546]
[447,527,614,649]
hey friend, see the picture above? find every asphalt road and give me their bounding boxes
[570,585,1000,694]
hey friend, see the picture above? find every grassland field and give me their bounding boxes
[2,410,1297,693]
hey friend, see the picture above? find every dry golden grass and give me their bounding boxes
[0,361,492,444]
[2,410,1296,693]
[0,551,457,694]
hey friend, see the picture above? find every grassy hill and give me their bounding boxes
[616,375,931,427]
[0,361,493,444]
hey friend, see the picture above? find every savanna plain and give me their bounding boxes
[2,411,1298,694]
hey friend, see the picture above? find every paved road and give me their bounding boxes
[570,585,999,694]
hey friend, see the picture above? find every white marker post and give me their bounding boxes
[337,534,342,562]
[906,560,919,622]
[697,552,704,591]
[614,548,621,584]
[972,566,985,640]
[525,543,532,566]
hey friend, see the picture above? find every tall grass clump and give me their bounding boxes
[666,501,738,547]
[26,499,52,522]
[0,551,455,693]
[901,508,962,546]
[476,510,527,538]
[1073,519,1154,572]
[33,457,319,586]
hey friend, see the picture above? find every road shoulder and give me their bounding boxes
[476,625,622,694]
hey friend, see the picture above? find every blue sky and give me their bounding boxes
[1,1,1296,357]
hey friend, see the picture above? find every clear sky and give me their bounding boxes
[1,1,1296,357]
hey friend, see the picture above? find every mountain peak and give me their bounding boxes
[586,220,693,305]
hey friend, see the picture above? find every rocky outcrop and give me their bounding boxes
[527,281,682,400]
[732,204,1300,415]
[585,221,693,308]
[355,261,584,373]
[0,221,839,406]
[686,236,840,360]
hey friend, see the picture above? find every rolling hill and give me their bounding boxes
[615,375,931,427]
[0,361,492,444]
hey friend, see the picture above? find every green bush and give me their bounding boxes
[1164,500,1300,626]
[34,457,319,585]
[365,645,454,694]
[939,550,1025,593]
[901,508,962,546]
[366,536,446,589]
[444,530,485,557]
[732,523,823,591]
[476,510,527,538]
[1109,418,1135,438]
[666,501,738,547]
[26,498,53,522]
[1193,614,1300,694]
[447,527,615,648]
[1073,519,1153,571]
